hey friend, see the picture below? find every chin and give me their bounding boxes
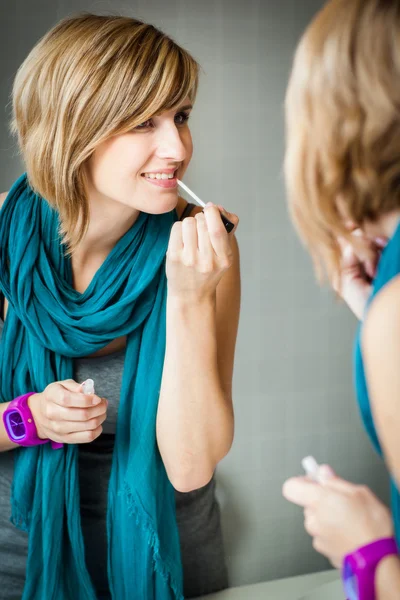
[142,194,179,216]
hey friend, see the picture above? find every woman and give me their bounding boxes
[281,0,400,597]
[0,14,240,600]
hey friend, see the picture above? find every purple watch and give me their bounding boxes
[2,392,63,449]
[342,537,398,600]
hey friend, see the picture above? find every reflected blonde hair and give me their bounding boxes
[284,0,400,283]
[11,14,199,250]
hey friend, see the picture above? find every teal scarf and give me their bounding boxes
[0,174,183,600]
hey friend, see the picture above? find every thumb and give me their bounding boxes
[60,378,84,393]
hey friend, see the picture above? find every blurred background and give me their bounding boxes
[0,0,390,589]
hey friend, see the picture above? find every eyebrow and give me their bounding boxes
[177,104,193,112]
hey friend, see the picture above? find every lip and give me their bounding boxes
[142,167,177,175]
[141,167,179,189]
[143,176,178,189]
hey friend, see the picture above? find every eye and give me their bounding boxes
[135,119,153,130]
[175,111,190,126]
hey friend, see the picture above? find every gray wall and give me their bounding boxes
[0,0,390,590]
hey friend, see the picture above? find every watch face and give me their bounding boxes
[343,560,359,600]
[5,410,26,441]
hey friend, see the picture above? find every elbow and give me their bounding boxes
[167,457,215,493]
[169,440,233,493]
[171,469,214,493]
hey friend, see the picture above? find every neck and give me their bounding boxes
[74,188,140,264]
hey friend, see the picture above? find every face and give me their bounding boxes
[86,98,193,215]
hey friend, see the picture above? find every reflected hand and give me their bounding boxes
[282,467,393,568]
[333,230,387,320]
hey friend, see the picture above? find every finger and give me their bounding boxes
[181,216,198,261]
[330,556,342,569]
[312,536,327,556]
[374,236,388,249]
[52,387,102,408]
[52,413,107,435]
[195,212,213,257]
[60,379,85,393]
[62,425,104,444]
[167,222,183,260]
[282,477,324,508]
[217,205,239,234]
[204,203,230,258]
[49,399,108,422]
[318,464,336,483]
[322,476,359,495]
[304,511,319,536]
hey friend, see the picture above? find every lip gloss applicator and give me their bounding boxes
[177,179,235,233]
[302,455,322,483]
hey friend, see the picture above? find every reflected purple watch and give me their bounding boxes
[342,537,398,600]
[2,392,63,449]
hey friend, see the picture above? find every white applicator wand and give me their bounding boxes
[81,379,95,395]
[302,456,322,483]
[177,179,235,233]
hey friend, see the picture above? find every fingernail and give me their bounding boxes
[205,202,214,208]
[92,397,101,405]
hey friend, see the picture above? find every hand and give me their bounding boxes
[333,230,387,320]
[166,203,239,301]
[28,379,108,444]
[282,467,394,568]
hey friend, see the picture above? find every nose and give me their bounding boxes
[155,121,187,163]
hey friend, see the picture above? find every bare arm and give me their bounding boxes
[362,275,400,597]
[362,275,400,489]
[376,555,400,599]
[157,205,240,492]
[0,191,17,451]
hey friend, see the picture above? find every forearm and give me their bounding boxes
[376,554,400,599]
[157,293,234,492]
[0,402,19,452]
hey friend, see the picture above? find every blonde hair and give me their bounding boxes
[11,13,200,250]
[284,0,400,283]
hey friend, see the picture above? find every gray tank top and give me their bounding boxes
[75,346,227,599]
[0,203,228,599]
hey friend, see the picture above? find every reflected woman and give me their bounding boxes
[283,0,400,597]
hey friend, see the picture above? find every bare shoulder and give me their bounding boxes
[0,191,8,210]
[362,274,400,355]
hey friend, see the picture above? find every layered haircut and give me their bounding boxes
[11,14,200,250]
[284,0,400,283]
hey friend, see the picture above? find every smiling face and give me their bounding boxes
[85,99,193,215]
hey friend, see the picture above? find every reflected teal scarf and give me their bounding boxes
[0,174,183,600]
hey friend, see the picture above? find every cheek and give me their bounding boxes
[91,137,146,186]
[183,129,193,164]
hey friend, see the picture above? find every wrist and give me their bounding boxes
[27,393,46,440]
[167,291,216,311]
